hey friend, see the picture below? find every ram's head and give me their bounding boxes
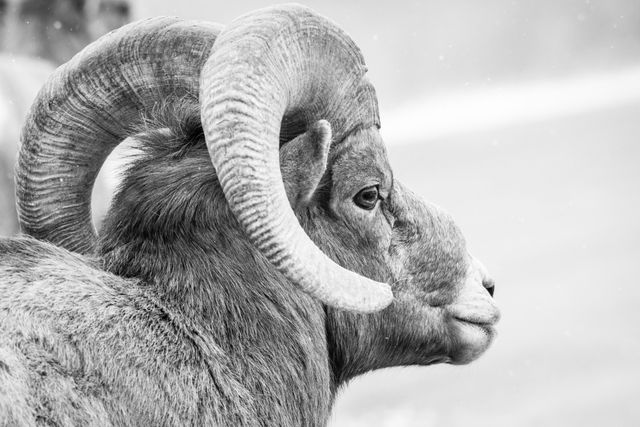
[17,5,499,376]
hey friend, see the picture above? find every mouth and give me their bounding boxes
[448,303,501,328]
[452,316,497,328]
[451,315,498,338]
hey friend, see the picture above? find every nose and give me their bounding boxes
[472,257,496,298]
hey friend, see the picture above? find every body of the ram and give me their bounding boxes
[0,235,331,426]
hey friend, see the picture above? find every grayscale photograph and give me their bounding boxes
[0,1,638,426]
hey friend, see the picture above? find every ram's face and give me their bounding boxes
[300,127,500,367]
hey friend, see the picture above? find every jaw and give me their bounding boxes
[445,298,500,364]
[447,318,498,364]
[324,298,498,387]
[408,310,497,366]
[386,298,498,367]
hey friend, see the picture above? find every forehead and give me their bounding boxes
[329,127,392,192]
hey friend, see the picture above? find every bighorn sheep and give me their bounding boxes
[0,4,500,425]
[0,0,131,236]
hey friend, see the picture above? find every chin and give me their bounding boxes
[448,319,497,365]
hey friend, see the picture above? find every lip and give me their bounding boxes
[448,302,501,327]
[453,316,498,327]
[453,317,497,340]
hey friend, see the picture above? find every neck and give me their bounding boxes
[326,309,389,389]
[100,222,333,425]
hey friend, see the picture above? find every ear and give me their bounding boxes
[280,120,331,210]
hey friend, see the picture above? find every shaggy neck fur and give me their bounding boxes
[100,188,333,423]
[97,119,338,424]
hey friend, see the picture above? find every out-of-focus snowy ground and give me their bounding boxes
[330,74,640,426]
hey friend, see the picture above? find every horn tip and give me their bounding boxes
[332,278,394,314]
[361,280,394,313]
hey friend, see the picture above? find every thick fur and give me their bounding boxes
[0,236,328,426]
[0,102,493,425]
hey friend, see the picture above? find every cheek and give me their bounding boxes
[302,212,393,282]
[388,226,468,306]
[366,213,393,251]
[387,250,460,308]
[331,198,394,251]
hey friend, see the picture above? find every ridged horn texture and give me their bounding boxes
[17,17,223,254]
[200,4,393,312]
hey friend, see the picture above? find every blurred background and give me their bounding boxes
[1,1,639,426]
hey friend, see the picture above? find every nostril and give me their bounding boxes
[482,277,495,297]
[485,284,495,297]
[472,257,495,297]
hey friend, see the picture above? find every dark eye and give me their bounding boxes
[353,185,380,210]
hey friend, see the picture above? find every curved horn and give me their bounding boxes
[18,5,393,313]
[17,17,223,253]
[200,5,392,312]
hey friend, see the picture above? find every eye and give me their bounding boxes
[353,185,380,210]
